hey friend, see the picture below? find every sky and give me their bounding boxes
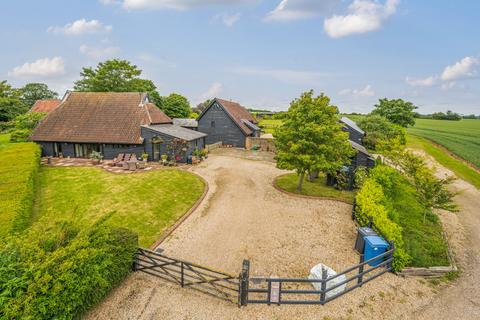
[1,0,480,114]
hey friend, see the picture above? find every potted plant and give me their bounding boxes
[200,148,208,160]
[89,151,103,165]
[160,154,168,166]
[141,152,148,162]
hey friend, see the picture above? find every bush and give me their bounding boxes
[0,142,40,238]
[7,112,47,142]
[0,224,138,319]
[355,178,411,271]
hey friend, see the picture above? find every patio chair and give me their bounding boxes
[136,161,146,169]
[113,153,125,167]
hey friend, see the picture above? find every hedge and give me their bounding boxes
[0,223,138,319]
[355,166,412,271]
[0,142,40,238]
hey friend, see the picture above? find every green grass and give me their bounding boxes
[33,166,205,247]
[408,119,480,168]
[389,176,449,267]
[258,119,283,134]
[274,173,355,204]
[0,140,40,239]
[407,134,480,189]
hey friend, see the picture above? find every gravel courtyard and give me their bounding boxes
[87,152,445,320]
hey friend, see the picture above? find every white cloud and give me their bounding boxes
[441,81,456,91]
[214,12,241,27]
[99,0,120,4]
[199,82,223,102]
[121,0,251,10]
[230,66,326,85]
[406,56,479,89]
[324,0,399,38]
[8,57,65,78]
[265,0,338,22]
[440,56,479,81]
[80,45,120,60]
[48,19,112,35]
[339,84,375,97]
[405,76,437,87]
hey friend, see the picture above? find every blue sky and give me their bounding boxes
[1,0,480,114]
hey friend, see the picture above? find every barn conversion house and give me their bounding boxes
[30,92,206,162]
[197,98,260,148]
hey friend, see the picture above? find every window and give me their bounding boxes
[211,120,215,128]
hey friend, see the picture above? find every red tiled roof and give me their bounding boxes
[29,99,62,113]
[215,98,257,135]
[30,92,172,144]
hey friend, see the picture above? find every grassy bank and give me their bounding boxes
[258,119,283,134]
[274,173,355,204]
[408,119,480,168]
[0,138,40,238]
[408,134,480,189]
[34,166,205,247]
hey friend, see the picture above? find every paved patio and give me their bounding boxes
[41,157,191,174]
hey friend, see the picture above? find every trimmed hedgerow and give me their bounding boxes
[356,164,450,271]
[0,141,40,238]
[0,223,138,319]
[355,178,411,272]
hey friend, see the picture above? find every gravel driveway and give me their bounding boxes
[87,152,448,320]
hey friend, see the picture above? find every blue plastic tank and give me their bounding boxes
[363,235,389,267]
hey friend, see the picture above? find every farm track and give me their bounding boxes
[408,152,480,319]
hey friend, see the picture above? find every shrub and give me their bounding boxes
[355,177,411,271]
[7,112,47,142]
[0,224,138,319]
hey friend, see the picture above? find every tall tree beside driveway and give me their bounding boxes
[162,93,191,118]
[19,83,58,107]
[371,98,418,127]
[274,90,355,192]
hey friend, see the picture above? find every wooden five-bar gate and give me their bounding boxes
[135,248,239,302]
[135,246,394,307]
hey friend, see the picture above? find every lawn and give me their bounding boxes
[408,119,480,168]
[258,119,283,134]
[33,166,205,247]
[274,173,355,204]
[407,134,480,189]
[0,138,40,239]
[390,176,450,267]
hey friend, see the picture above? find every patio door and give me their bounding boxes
[152,142,161,161]
[53,142,62,157]
[74,144,100,158]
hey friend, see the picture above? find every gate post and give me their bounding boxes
[320,267,327,305]
[238,259,250,307]
[358,254,365,286]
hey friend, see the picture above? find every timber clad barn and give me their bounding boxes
[30,92,206,162]
[197,98,260,148]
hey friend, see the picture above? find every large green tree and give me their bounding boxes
[0,81,26,123]
[274,90,355,192]
[19,83,58,107]
[73,59,167,110]
[371,98,417,127]
[357,114,406,151]
[162,93,191,118]
[74,59,156,93]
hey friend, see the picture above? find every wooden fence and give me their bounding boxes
[239,248,394,306]
[245,137,276,152]
[135,248,239,302]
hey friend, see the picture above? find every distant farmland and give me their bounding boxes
[408,119,480,168]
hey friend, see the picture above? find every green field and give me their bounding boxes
[408,119,480,168]
[275,173,355,204]
[258,119,283,134]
